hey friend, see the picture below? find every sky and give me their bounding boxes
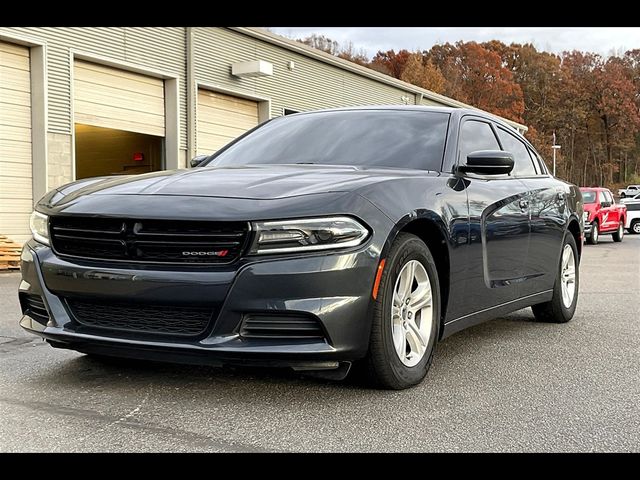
[269,27,640,58]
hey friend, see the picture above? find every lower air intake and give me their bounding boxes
[20,293,50,325]
[240,314,326,340]
[66,299,213,337]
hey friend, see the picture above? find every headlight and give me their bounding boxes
[29,211,50,245]
[249,216,369,254]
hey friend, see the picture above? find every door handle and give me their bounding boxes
[519,199,529,210]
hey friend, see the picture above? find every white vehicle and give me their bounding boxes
[621,192,640,204]
[618,185,640,198]
[625,201,640,234]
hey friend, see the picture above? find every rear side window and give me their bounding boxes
[528,146,548,174]
[458,120,500,164]
[496,128,537,177]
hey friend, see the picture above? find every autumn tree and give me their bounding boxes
[298,35,369,66]
[337,41,369,66]
[369,49,412,78]
[593,57,640,184]
[400,53,446,94]
[427,42,525,123]
[299,34,339,55]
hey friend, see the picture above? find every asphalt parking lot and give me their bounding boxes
[1,235,639,452]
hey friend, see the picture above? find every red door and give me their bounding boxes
[599,190,617,231]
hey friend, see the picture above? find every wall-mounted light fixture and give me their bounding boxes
[231,60,274,78]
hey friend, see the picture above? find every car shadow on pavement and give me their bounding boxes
[29,308,555,394]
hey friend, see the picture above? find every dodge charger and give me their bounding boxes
[19,106,583,389]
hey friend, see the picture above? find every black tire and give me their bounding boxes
[612,221,624,242]
[588,221,599,245]
[620,193,626,198]
[629,219,640,235]
[365,233,440,390]
[531,233,579,323]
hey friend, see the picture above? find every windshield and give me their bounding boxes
[205,110,450,171]
[582,191,596,203]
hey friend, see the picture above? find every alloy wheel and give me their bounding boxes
[391,260,434,367]
[560,244,576,309]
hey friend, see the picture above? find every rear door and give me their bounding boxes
[457,118,530,313]
[497,129,566,298]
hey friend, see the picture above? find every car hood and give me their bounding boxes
[583,203,598,214]
[51,164,436,203]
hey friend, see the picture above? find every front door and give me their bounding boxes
[457,118,531,315]
[599,189,618,231]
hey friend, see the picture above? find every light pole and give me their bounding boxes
[552,131,561,177]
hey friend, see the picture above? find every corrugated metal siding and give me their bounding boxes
[422,97,444,107]
[193,28,421,119]
[0,41,32,242]
[0,27,187,148]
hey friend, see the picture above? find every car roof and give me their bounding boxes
[580,187,609,191]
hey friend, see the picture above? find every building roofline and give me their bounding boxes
[230,27,528,132]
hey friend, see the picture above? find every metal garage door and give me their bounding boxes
[74,60,165,137]
[197,89,258,155]
[0,42,32,243]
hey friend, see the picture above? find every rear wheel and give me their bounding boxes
[588,221,599,245]
[532,233,579,323]
[630,219,640,235]
[365,233,440,390]
[612,221,624,242]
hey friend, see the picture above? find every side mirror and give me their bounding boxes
[458,150,514,175]
[600,201,612,208]
[190,154,209,168]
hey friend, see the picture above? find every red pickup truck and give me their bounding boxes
[580,187,627,244]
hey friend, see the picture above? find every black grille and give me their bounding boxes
[240,314,325,340]
[49,216,249,264]
[67,299,213,337]
[20,293,50,325]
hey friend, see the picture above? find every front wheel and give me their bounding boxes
[531,233,579,323]
[612,221,624,242]
[630,219,640,235]
[365,233,440,390]
[588,222,599,245]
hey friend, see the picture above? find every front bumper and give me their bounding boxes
[19,238,383,371]
[584,221,592,235]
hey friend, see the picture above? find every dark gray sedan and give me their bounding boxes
[19,106,583,389]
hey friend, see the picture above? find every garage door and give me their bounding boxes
[74,60,165,137]
[0,42,32,243]
[197,90,258,155]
